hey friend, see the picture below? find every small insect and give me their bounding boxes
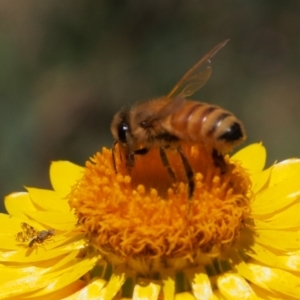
[15,222,55,249]
[111,40,246,197]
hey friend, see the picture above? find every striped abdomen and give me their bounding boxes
[163,100,246,153]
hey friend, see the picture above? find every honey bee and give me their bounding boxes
[15,222,55,249]
[111,40,246,197]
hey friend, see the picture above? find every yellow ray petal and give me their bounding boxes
[63,278,107,300]
[132,278,161,300]
[174,292,196,300]
[232,250,300,298]
[51,234,86,252]
[249,283,294,300]
[0,237,20,250]
[26,187,70,213]
[268,159,300,187]
[252,160,300,215]
[0,255,97,298]
[217,273,257,300]
[5,231,81,254]
[0,267,59,298]
[161,269,176,300]
[253,218,300,231]
[212,290,226,300]
[0,214,44,250]
[247,243,300,272]
[44,248,83,273]
[254,229,300,251]
[262,200,300,228]
[252,183,300,216]
[284,251,300,272]
[27,256,98,297]
[0,244,80,263]
[50,161,84,198]
[37,280,85,300]
[229,250,272,291]
[98,266,127,299]
[247,263,300,298]
[184,266,213,300]
[0,265,45,284]
[24,211,76,231]
[1,281,86,300]
[5,192,36,219]
[231,143,266,175]
[0,213,39,236]
[250,165,273,194]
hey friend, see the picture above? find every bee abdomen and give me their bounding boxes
[218,121,244,142]
[202,108,245,147]
[169,101,245,151]
[185,104,229,142]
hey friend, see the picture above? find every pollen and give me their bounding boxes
[69,144,251,271]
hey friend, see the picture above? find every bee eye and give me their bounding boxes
[117,122,129,143]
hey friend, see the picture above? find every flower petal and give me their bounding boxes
[268,159,300,187]
[184,266,213,300]
[132,278,161,300]
[0,248,69,264]
[231,143,266,175]
[233,250,300,298]
[217,273,256,300]
[161,269,176,300]
[250,166,273,194]
[98,266,127,299]
[27,255,98,297]
[26,187,70,213]
[249,284,283,300]
[0,213,32,236]
[50,161,84,198]
[63,278,107,300]
[262,200,300,229]
[255,229,300,251]
[24,211,76,231]
[252,181,300,216]
[251,160,300,216]
[5,192,36,219]
[247,243,300,272]
[0,255,97,298]
[41,280,86,299]
[174,292,197,300]
[247,263,300,298]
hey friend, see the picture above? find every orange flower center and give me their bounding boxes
[69,144,251,270]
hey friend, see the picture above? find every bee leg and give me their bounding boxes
[126,148,149,169]
[112,141,118,173]
[177,146,194,198]
[159,146,176,181]
[212,149,227,173]
[127,152,135,169]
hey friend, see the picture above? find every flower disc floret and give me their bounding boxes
[69,144,251,268]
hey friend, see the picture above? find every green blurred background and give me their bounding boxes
[1,1,300,211]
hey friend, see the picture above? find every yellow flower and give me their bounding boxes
[1,143,300,299]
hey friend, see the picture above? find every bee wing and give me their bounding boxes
[146,96,186,125]
[155,96,186,119]
[167,39,229,99]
